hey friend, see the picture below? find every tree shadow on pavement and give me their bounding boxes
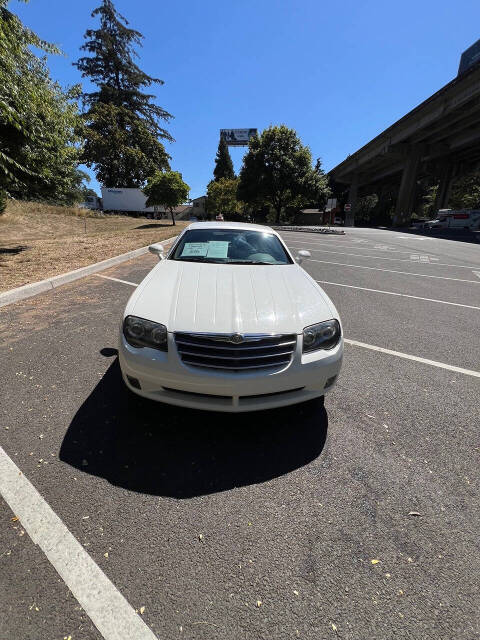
[0,245,28,255]
[393,228,480,244]
[134,223,175,229]
[59,358,328,498]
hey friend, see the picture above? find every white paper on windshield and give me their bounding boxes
[206,241,229,259]
[181,242,208,257]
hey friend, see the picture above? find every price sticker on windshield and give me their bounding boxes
[181,242,208,257]
[206,241,229,259]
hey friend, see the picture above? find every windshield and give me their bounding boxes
[170,228,293,265]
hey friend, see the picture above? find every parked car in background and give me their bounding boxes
[119,222,343,412]
[334,216,343,225]
[410,218,430,230]
[215,213,225,221]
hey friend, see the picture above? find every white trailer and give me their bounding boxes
[429,209,480,230]
[101,187,155,214]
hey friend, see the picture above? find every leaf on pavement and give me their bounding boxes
[11,516,19,522]
[139,606,145,614]
[408,511,422,516]
[371,559,380,564]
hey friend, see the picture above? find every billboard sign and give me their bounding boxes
[220,128,257,146]
[458,39,480,76]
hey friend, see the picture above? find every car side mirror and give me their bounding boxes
[148,243,165,260]
[295,249,311,264]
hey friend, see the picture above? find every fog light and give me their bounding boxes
[324,375,337,389]
[126,375,141,389]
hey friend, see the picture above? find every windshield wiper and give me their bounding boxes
[174,257,278,265]
[226,260,276,265]
[175,257,220,263]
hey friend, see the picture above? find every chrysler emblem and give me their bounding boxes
[204,333,265,344]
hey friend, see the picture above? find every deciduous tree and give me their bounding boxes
[238,125,329,224]
[449,172,480,210]
[0,0,82,205]
[207,178,240,218]
[143,171,189,225]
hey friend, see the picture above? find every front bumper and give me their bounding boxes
[118,333,343,412]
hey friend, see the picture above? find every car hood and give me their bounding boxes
[129,260,338,334]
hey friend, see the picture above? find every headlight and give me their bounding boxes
[123,315,168,351]
[302,319,341,352]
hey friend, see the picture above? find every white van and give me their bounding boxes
[428,210,480,230]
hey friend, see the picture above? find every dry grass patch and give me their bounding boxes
[0,200,188,292]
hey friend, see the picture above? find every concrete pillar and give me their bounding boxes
[434,161,455,212]
[393,145,422,226]
[345,174,358,226]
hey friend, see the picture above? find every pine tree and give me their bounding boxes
[213,136,235,181]
[74,0,173,187]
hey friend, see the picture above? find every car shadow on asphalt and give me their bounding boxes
[59,357,328,498]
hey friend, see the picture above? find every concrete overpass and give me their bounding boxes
[329,58,480,225]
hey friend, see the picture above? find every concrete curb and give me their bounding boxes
[0,236,178,309]
[272,226,346,235]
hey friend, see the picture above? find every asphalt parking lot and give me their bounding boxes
[1,227,479,640]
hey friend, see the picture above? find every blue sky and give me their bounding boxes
[13,0,480,199]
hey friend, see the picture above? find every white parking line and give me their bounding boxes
[316,279,480,310]
[284,237,434,255]
[373,244,395,251]
[308,258,480,284]
[397,236,432,240]
[344,339,480,379]
[409,255,439,263]
[97,275,138,287]
[0,446,158,640]
[316,278,480,310]
[287,244,479,270]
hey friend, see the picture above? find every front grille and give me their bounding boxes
[162,387,232,400]
[240,387,304,399]
[174,333,297,371]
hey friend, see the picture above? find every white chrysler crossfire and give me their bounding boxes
[119,222,343,412]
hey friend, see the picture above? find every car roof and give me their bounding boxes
[186,221,277,234]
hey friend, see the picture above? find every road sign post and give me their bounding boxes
[344,203,354,226]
